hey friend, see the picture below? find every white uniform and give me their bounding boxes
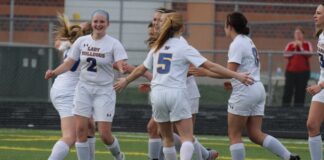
[312,32,324,103]
[50,44,80,118]
[68,34,128,122]
[227,35,266,116]
[180,36,201,114]
[143,37,207,122]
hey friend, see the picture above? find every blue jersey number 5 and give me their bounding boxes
[157,53,172,74]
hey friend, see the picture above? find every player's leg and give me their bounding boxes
[228,113,248,160]
[174,118,195,160]
[75,115,91,160]
[73,83,94,160]
[191,98,218,160]
[94,89,124,160]
[88,118,96,160]
[307,101,324,160]
[48,116,76,160]
[147,117,162,160]
[97,121,124,160]
[246,116,298,160]
[158,121,177,160]
[48,89,76,160]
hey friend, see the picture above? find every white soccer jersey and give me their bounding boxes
[317,33,324,82]
[52,48,80,90]
[143,37,207,89]
[228,35,260,87]
[68,34,128,85]
[180,36,200,98]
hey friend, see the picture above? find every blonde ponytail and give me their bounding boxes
[152,13,183,53]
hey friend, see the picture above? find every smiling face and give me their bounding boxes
[152,12,162,33]
[91,13,109,36]
[314,4,324,29]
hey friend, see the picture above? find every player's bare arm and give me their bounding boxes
[114,64,147,92]
[44,58,76,80]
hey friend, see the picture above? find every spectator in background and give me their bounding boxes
[282,26,313,107]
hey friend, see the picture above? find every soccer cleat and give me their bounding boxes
[289,154,300,160]
[115,152,125,160]
[207,149,219,160]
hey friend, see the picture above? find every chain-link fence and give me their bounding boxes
[0,0,320,106]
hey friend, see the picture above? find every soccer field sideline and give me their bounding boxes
[0,129,318,160]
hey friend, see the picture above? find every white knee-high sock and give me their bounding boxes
[309,135,323,160]
[106,137,123,160]
[230,143,245,160]
[48,140,70,160]
[148,138,162,160]
[262,135,291,160]
[193,138,203,160]
[163,146,177,160]
[88,137,96,160]
[195,138,209,159]
[173,133,182,152]
[180,141,194,160]
[75,141,90,160]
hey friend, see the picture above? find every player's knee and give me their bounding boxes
[162,136,174,147]
[62,135,76,146]
[147,123,159,137]
[306,120,320,135]
[98,131,114,145]
[76,126,88,141]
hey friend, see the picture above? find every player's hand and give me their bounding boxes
[188,67,207,77]
[306,85,322,96]
[224,81,232,91]
[138,82,151,93]
[122,62,129,74]
[114,77,128,92]
[44,69,55,80]
[236,72,254,86]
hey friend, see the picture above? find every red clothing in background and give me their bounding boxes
[284,41,312,72]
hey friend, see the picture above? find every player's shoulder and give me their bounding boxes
[79,34,91,40]
[104,35,120,43]
[232,35,252,47]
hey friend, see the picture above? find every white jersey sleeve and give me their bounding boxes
[228,41,243,64]
[113,40,128,62]
[183,46,207,68]
[143,49,154,70]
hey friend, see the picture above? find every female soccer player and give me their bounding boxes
[306,4,324,160]
[114,12,253,160]
[144,8,218,160]
[222,12,299,160]
[48,14,96,160]
[45,10,126,160]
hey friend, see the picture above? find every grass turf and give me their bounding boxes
[0,128,313,160]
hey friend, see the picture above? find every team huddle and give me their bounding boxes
[44,3,324,160]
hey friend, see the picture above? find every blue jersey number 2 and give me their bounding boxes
[86,57,97,72]
[157,53,172,74]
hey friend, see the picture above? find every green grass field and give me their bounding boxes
[0,128,314,160]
